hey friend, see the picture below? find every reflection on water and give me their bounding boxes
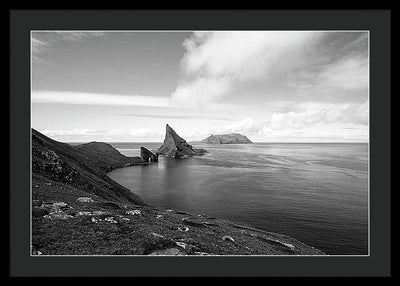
[108,143,368,255]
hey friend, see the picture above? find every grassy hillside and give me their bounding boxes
[32,128,146,205]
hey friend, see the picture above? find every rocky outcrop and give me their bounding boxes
[157,124,208,158]
[74,141,145,172]
[140,147,158,162]
[201,133,253,144]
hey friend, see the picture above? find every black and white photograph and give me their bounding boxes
[30,30,370,256]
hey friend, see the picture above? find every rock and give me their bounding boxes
[104,217,117,224]
[157,124,208,158]
[39,201,73,220]
[92,210,108,216]
[76,197,94,203]
[156,215,163,219]
[178,226,189,232]
[194,252,211,256]
[143,233,178,255]
[201,133,253,144]
[121,217,130,222]
[44,213,73,220]
[148,248,185,256]
[222,235,235,242]
[261,236,296,251]
[175,242,188,249]
[126,210,141,216]
[76,211,92,216]
[152,232,165,239]
[175,210,190,215]
[32,249,43,255]
[282,242,295,251]
[52,202,68,208]
[203,221,217,227]
[182,217,205,228]
[140,147,158,162]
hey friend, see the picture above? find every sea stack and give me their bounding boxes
[201,133,253,144]
[157,124,208,158]
[140,147,158,162]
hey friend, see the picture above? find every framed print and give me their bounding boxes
[9,9,391,277]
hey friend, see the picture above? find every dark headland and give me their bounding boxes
[31,127,324,255]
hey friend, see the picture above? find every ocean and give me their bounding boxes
[107,142,369,255]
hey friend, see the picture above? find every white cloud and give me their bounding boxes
[32,90,169,108]
[180,100,369,142]
[170,77,231,109]
[171,31,323,109]
[267,100,369,129]
[182,31,321,80]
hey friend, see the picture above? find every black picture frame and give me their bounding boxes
[9,9,391,277]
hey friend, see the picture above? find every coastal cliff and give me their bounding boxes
[32,128,146,205]
[157,124,208,158]
[201,133,253,144]
[31,129,324,255]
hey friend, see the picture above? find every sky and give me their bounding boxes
[31,31,369,142]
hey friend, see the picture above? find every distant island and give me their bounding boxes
[201,133,253,144]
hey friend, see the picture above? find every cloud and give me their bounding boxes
[182,31,321,79]
[171,31,323,109]
[40,99,369,142]
[170,77,231,109]
[182,100,369,141]
[31,38,50,64]
[31,31,106,64]
[50,31,106,41]
[41,128,163,142]
[32,90,169,108]
[289,55,369,99]
[266,100,369,129]
[114,113,230,120]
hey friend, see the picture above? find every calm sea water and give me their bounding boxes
[107,142,368,255]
